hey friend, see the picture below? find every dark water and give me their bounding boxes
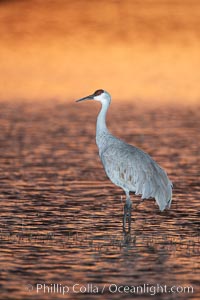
[0,101,199,300]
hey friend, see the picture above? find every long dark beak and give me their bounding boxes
[76,94,94,102]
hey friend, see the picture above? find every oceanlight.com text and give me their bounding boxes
[26,283,194,296]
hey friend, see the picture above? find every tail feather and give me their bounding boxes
[139,162,173,211]
[155,180,172,211]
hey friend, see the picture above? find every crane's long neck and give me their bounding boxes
[96,100,110,150]
[97,101,109,132]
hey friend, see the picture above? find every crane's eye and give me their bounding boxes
[94,89,104,96]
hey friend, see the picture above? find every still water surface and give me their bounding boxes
[0,101,199,299]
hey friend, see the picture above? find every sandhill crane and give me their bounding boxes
[76,89,172,230]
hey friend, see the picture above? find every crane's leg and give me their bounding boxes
[123,191,132,231]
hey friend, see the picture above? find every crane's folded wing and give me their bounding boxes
[100,143,172,211]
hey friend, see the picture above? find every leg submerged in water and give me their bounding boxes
[123,191,132,231]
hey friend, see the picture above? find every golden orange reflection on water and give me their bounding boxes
[0,0,200,104]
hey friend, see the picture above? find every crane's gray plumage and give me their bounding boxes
[76,89,172,229]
